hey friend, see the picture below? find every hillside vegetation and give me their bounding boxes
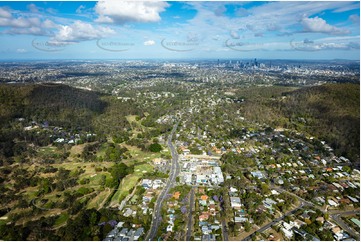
[237,84,359,165]
[0,83,107,130]
[282,84,359,164]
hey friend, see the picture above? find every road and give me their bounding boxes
[186,187,195,240]
[273,184,361,239]
[243,202,305,241]
[244,185,360,241]
[330,210,360,240]
[271,185,315,208]
[221,216,229,241]
[145,123,180,241]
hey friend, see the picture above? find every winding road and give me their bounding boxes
[145,123,180,241]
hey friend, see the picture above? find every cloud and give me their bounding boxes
[212,35,221,41]
[301,16,350,35]
[235,7,250,17]
[254,33,263,37]
[0,16,37,28]
[144,40,155,46]
[46,8,57,15]
[291,39,359,51]
[214,5,226,17]
[16,48,27,53]
[95,0,169,24]
[0,6,59,36]
[53,20,115,43]
[5,27,47,35]
[0,7,11,18]
[230,30,240,39]
[266,23,280,31]
[349,14,360,25]
[76,5,85,14]
[27,4,39,13]
[246,24,254,31]
[332,2,360,13]
[42,19,57,29]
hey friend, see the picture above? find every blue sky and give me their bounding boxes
[0,1,359,60]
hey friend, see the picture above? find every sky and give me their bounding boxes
[0,0,359,60]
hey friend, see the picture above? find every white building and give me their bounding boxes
[281,227,294,239]
[230,197,242,209]
[196,175,208,184]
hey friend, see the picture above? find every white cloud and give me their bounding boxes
[214,5,226,17]
[235,7,250,17]
[27,3,39,13]
[46,8,57,15]
[290,35,360,51]
[144,40,155,46]
[301,16,350,35]
[6,26,47,35]
[0,7,11,18]
[0,17,34,28]
[95,0,169,24]
[76,5,85,14]
[291,41,359,51]
[42,19,57,29]
[53,20,115,43]
[230,30,240,39]
[349,14,360,25]
[0,6,59,36]
[16,48,27,53]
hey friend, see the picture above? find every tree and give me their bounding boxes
[260,183,270,195]
[149,143,162,152]
[110,163,132,183]
[244,221,251,232]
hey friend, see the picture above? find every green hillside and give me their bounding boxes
[282,83,360,164]
[237,83,359,165]
[0,83,107,129]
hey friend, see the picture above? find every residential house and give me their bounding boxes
[152,179,164,189]
[281,227,294,239]
[133,228,144,240]
[230,197,242,209]
[166,225,173,232]
[123,208,133,217]
[235,216,248,223]
[209,204,216,215]
[142,179,153,189]
[173,191,181,200]
[199,212,209,221]
[263,198,277,209]
[200,195,208,206]
[119,228,129,237]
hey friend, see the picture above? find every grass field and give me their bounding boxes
[54,213,69,227]
[122,144,164,166]
[109,162,153,206]
[87,189,112,209]
[126,115,144,135]
[67,143,90,162]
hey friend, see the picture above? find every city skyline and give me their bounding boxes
[0,0,359,60]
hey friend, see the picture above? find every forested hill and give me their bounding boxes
[236,83,359,166]
[0,83,107,129]
[281,83,360,166]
